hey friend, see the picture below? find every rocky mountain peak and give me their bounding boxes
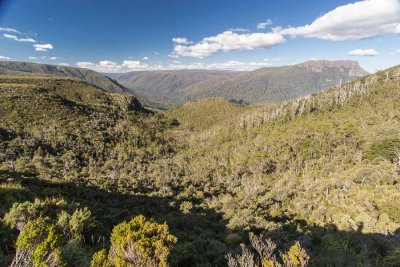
[297,60,369,77]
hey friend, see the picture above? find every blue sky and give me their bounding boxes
[0,0,399,72]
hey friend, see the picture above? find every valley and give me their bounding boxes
[0,63,399,266]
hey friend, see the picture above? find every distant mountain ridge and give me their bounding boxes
[0,61,127,93]
[296,60,368,77]
[0,60,369,109]
[108,69,241,108]
[110,60,368,108]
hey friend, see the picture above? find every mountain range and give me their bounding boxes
[0,60,127,93]
[110,60,368,108]
[0,60,368,109]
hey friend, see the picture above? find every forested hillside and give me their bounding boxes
[109,69,241,109]
[111,60,368,108]
[0,61,127,93]
[1,65,400,266]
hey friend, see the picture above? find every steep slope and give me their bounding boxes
[111,60,368,108]
[0,61,127,93]
[109,69,241,108]
[1,65,400,266]
[0,75,228,266]
[183,60,368,104]
[166,98,246,131]
[164,65,400,265]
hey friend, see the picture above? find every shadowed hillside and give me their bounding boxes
[0,61,127,93]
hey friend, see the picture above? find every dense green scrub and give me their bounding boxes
[1,66,400,266]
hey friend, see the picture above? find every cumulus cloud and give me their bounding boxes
[3,33,36,42]
[168,54,180,58]
[75,59,272,72]
[348,48,379,56]
[49,56,59,60]
[0,55,10,60]
[0,27,20,33]
[143,56,149,60]
[204,60,269,71]
[34,43,53,51]
[228,28,250,32]
[171,31,285,58]
[122,60,149,70]
[28,56,37,60]
[76,60,149,73]
[257,19,273,29]
[156,61,270,71]
[172,37,192,45]
[279,0,400,41]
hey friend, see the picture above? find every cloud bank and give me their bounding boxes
[171,0,400,58]
[171,31,285,58]
[34,43,54,51]
[0,27,20,33]
[257,19,273,29]
[279,0,400,41]
[348,49,379,56]
[74,59,272,73]
[3,33,36,42]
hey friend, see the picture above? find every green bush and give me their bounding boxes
[62,239,91,267]
[90,249,110,267]
[363,137,400,162]
[4,200,43,229]
[13,218,65,266]
[109,215,177,267]
[57,207,95,242]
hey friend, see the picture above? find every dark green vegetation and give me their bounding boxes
[0,61,127,93]
[1,64,400,266]
[111,60,368,109]
[108,69,241,109]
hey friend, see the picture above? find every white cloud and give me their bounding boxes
[142,56,149,60]
[3,33,36,42]
[76,61,95,68]
[154,51,160,55]
[49,56,59,60]
[257,19,273,29]
[172,37,192,45]
[75,59,271,72]
[397,49,400,54]
[0,55,10,60]
[97,60,122,72]
[348,48,379,56]
[171,30,285,58]
[122,60,149,70]
[58,63,70,66]
[0,27,20,33]
[204,60,269,71]
[280,0,400,41]
[29,56,37,60]
[76,60,148,73]
[34,43,53,51]
[155,61,269,71]
[228,28,250,32]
